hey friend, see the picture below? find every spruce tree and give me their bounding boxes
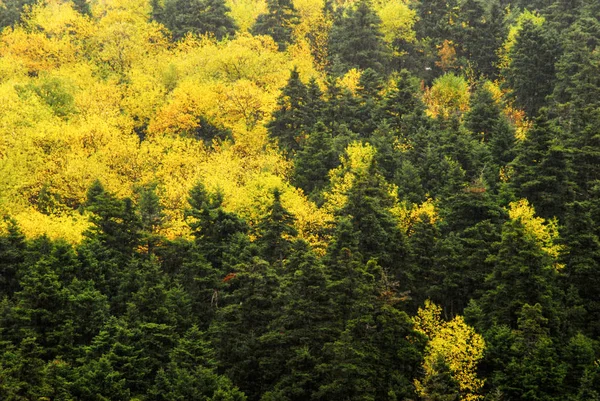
[163,0,237,41]
[267,68,309,154]
[328,0,391,74]
[251,0,299,51]
[292,122,338,201]
[504,20,559,117]
[256,189,297,266]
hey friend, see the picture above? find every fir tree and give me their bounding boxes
[163,0,237,41]
[328,0,391,75]
[504,20,559,117]
[251,0,299,51]
[267,68,309,154]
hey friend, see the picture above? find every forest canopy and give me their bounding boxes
[1,0,600,399]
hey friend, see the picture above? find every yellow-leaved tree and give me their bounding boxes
[508,199,564,267]
[414,300,486,401]
[424,73,470,119]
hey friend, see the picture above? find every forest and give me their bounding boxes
[1,0,600,399]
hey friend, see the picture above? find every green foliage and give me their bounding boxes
[3,1,600,400]
[504,19,559,117]
[163,0,238,40]
[251,0,299,50]
[328,0,391,74]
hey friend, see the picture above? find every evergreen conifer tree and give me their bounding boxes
[163,0,237,41]
[328,0,391,74]
[251,0,299,50]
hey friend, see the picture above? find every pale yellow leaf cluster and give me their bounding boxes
[337,68,362,94]
[415,300,486,401]
[13,208,90,244]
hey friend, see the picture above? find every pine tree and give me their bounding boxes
[504,20,559,117]
[471,219,562,332]
[209,258,280,399]
[256,189,298,266]
[508,115,576,221]
[151,325,246,401]
[185,182,248,271]
[137,184,166,255]
[259,240,336,400]
[383,69,429,136]
[267,68,309,154]
[328,0,391,74]
[292,122,338,201]
[163,0,237,41]
[0,217,25,298]
[251,0,299,51]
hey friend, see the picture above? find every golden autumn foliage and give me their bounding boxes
[508,199,564,266]
[414,300,486,401]
[424,72,470,119]
[0,0,328,244]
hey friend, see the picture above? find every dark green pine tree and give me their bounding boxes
[321,77,362,137]
[150,0,164,22]
[72,317,147,399]
[209,258,281,400]
[414,0,450,41]
[256,189,298,266]
[292,122,338,201]
[303,77,325,129]
[137,184,167,255]
[562,201,600,336]
[328,0,391,75]
[507,115,576,221]
[551,15,600,196]
[315,297,425,401]
[394,159,427,204]
[151,325,246,401]
[563,333,598,398]
[0,217,25,298]
[545,0,584,30]
[0,337,49,400]
[324,217,377,327]
[383,69,429,136]
[6,244,72,359]
[354,68,384,136]
[503,19,559,118]
[83,180,141,258]
[464,84,504,143]
[0,0,36,30]
[259,240,336,401]
[267,68,309,154]
[468,219,562,332]
[251,0,299,51]
[163,0,237,41]
[71,0,91,15]
[340,163,408,279]
[495,304,567,401]
[185,181,248,271]
[468,1,507,79]
[65,278,110,352]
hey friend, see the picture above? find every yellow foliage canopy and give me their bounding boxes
[0,0,325,244]
[414,300,486,401]
[424,73,470,119]
[508,199,564,266]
